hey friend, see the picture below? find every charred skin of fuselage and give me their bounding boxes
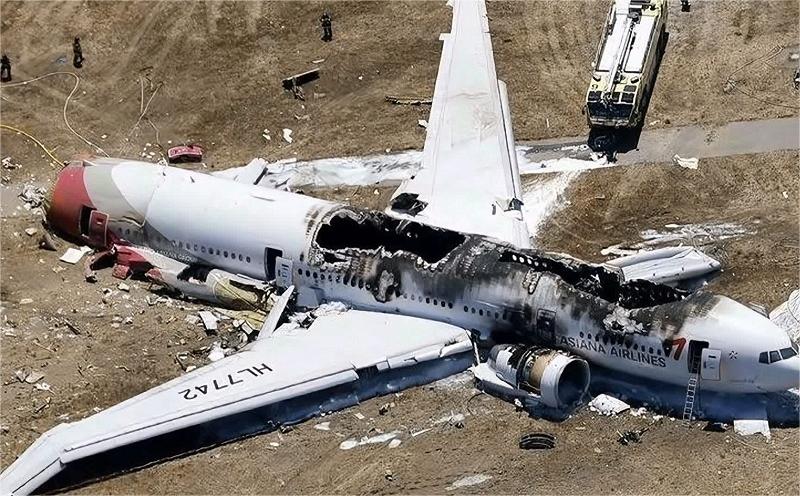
[305,206,688,349]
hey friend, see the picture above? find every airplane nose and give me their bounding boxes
[45,161,92,239]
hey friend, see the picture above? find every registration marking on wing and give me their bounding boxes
[178,362,273,400]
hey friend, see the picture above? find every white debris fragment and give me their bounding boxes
[59,246,92,264]
[733,419,771,440]
[19,298,33,305]
[672,154,699,170]
[629,407,648,417]
[433,412,465,425]
[269,442,280,447]
[588,394,630,416]
[207,341,225,362]
[312,58,325,64]
[117,282,130,292]
[339,431,401,450]
[770,289,800,343]
[35,382,51,391]
[354,412,366,420]
[21,371,45,384]
[198,311,218,332]
[417,119,428,129]
[2,156,22,170]
[24,228,38,236]
[387,439,402,449]
[262,128,271,141]
[314,421,331,431]
[782,191,789,199]
[446,474,492,491]
[282,128,293,144]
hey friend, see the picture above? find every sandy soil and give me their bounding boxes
[1,1,798,494]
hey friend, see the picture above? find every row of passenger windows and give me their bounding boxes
[759,342,798,364]
[114,227,252,264]
[579,330,662,356]
[298,268,507,319]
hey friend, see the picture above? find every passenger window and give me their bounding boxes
[239,254,243,261]
[358,280,364,289]
[464,306,469,312]
[426,298,430,304]
[769,350,781,363]
[224,251,228,258]
[201,247,206,253]
[433,299,438,306]
[781,347,797,359]
[246,256,251,263]
[478,309,484,316]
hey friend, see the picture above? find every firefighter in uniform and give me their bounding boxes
[73,37,84,68]
[320,12,333,42]
[0,54,11,82]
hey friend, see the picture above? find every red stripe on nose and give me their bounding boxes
[46,162,92,239]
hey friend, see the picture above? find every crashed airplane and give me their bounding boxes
[2,0,798,493]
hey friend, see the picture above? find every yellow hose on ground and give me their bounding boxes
[0,123,62,166]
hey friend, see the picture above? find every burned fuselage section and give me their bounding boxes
[297,205,703,354]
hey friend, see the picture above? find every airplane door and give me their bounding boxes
[264,247,283,281]
[700,348,721,381]
[87,210,109,247]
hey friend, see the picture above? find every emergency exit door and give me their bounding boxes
[87,210,108,247]
[700,348,721,381]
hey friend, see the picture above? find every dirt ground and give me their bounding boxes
[1,0,799,494]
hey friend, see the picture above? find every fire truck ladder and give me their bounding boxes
[682,351,702,425]
[603,9,640,102]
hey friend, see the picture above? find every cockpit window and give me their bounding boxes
[761,345,798,364]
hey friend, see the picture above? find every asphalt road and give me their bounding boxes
[521,116,799,165]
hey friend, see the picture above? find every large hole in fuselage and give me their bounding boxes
[315,211,465,264]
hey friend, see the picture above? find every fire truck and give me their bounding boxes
[585,0,667,130]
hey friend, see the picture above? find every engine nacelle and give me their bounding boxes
[488,344,590,408]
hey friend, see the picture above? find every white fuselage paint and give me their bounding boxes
[85,161,799,394]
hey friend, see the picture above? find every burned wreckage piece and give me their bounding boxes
[315,208,465,264]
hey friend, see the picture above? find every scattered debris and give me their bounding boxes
[314,421,331,431]
[384,469,394,482]
[387,439,402,449]
[207,341,225,362]
[19,298,33,305]
[354,412,366,420]
[617,428,647,445]
[24,227,38,237]
[770,289,799,343]
[733,419,771,441]
[672,154,699,170]
[588,394,630,416]
[117,282,130,292]
[704,422,730,432]
[198,311,219,332]
[39,231,59,251]
[15,370,45,384]
[262,128,271,141]
[378,402,395,415]
[35,382,52,392]
[385,95,432,105]
[59,246,92,264]
[446,474,492,491]
[2,156,22,170]
[339,431,401,450]
[282,128,294,144]
[417,119,428,129]
[167,145,203,164]
[281,68,320,94]
[519,432,556,450]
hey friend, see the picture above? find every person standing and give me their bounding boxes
[0,54,11,82]
[320,12,333,42]
[73,37,84,68]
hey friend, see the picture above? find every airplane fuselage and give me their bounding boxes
[47,160,799,394]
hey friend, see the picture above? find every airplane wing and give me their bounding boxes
[386,0,530,249]
[0,310,472,495]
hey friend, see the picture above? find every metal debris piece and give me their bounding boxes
[281,68,320,92]
[588,394,630,415]
[206,341,224,362]
[282,128,293,144]
[617,428,648,445]
[519,432,556,450]
[198,311,218,332]
[24,228,38,237]
[672,154,699,170]
[385,95,432,105]
[59,246,92,264]
[39,232,59,251]
[314,421,331,431]
[117,282,130,292]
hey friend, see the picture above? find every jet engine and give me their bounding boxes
[488,344,590,408]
